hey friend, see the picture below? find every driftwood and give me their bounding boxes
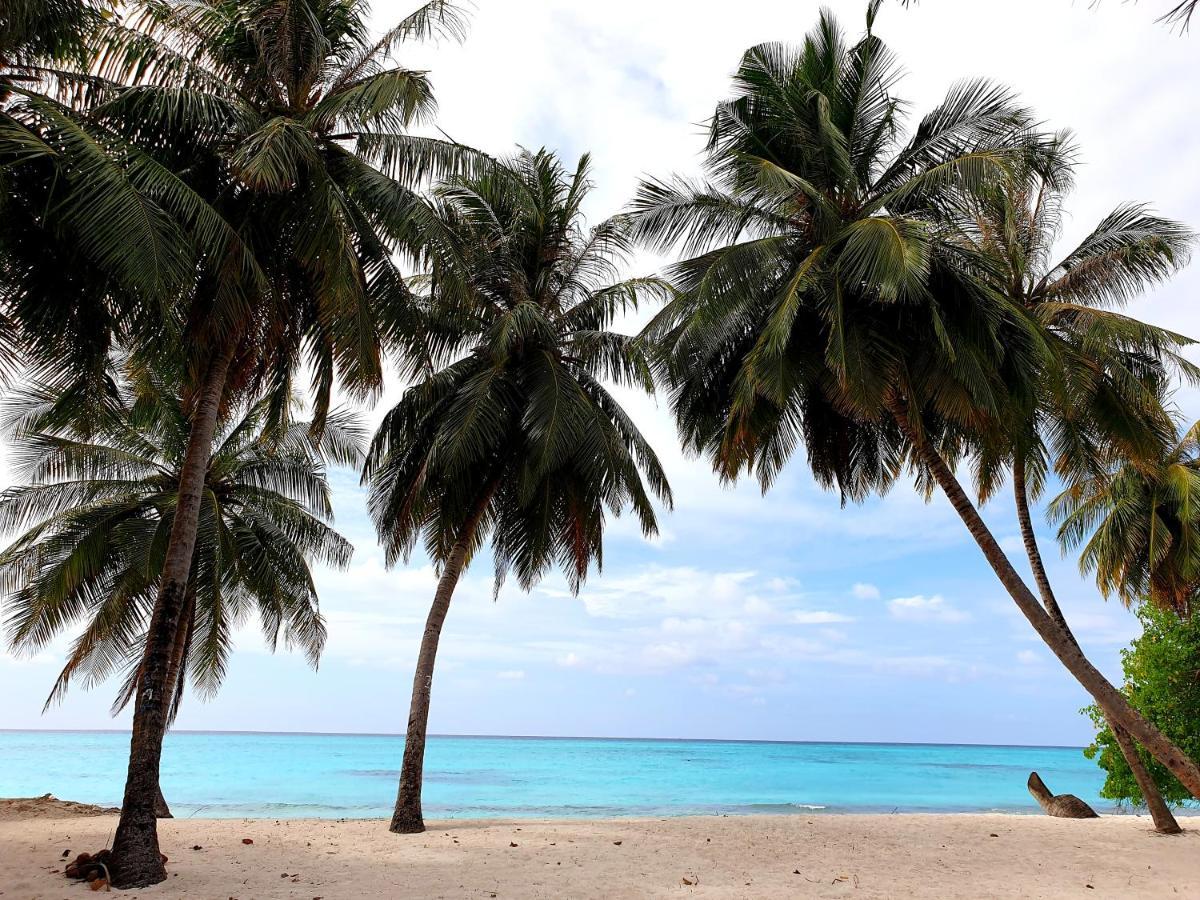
[1027,771,1099,819]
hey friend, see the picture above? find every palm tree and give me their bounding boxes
[54,2,479,882]
[364,149,673,834]
[5,8,252,841]
[1052,420,1200,619]
[630,4,1200,800]
[0,366,362,812]
[5,9,271,843]
[953,139,1194,832]
[1052,420,1200,823]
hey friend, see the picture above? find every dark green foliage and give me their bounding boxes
[0,363,363,717]
[629,6,1049,500]
[2,1,481,421]
[948,134,1194,506]
[0,0,101,66]
[1084,603,1200,806]
[79,0,482,421]
[365,149,672,592]
[1053,422,1200,617]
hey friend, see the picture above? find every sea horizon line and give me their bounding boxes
[0,728,1088,751]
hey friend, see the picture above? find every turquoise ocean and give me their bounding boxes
[0,730,1136,819]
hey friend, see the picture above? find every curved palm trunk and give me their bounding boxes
[110,345,235,888]
[165,590,197,728]
[1110,722,1180,831]
[886,397,1200,801]
[125,587,194,820]
[152,589,197,820]
[1012,460,1180,833]
[391,488,496,835]
[389,537,471,834]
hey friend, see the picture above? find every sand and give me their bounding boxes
[1,808,1197,899]
[0,795,119,821]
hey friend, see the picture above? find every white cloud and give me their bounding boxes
[1016,650,1039,666]
[998,535,1026,556]
[876,655,978,680]
[887,594,971,624]
[496,670,526,681]
[0,650,59,667]
[566,566,758,620]
[813,648,989,683]
[791,611,855,625]
[642,642,700,669]
[851,582,881,601]
[742,595,775,617]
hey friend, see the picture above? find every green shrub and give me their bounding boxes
[1084,603,1200,806]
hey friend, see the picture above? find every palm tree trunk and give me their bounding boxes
[110,344,235,888]
[391,487,495,834]
[151,589,196,821]
[123,587,194,820]
[885,396,1200,800]
[164,589,197,728]
[1012,460,1180,833]
[1111,722,1181,832]
[153,785,172,819]
[388,539,470,834]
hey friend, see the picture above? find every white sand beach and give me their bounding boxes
[2,806,1197,899]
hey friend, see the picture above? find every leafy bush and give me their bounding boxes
[1084,603,1200,806]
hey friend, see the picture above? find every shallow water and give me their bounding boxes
[0,730,1127,819]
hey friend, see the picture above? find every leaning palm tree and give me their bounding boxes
[954,138,1195,832]
[630,3,1200,799]
[53,1,479,883]
[4,8,273,841]
[364,149,672,834]
[1052,420,1200,619]
[0,367,362,795]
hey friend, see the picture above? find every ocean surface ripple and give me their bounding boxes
[0,731,1129,820]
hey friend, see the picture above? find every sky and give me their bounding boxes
[3,0,1200,747]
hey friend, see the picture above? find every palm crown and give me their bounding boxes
[630,4,1048,499]
[75,0,478,414]
[1052,420,1200,618]
[0,365,363,718]
[365,149,672,592]
[950,137,1195,502]
[1,0,225,386]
